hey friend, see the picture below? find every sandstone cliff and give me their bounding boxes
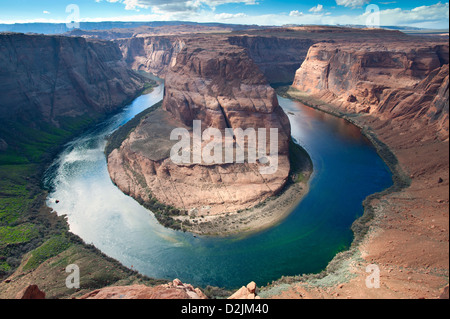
[116,36,185,77]
[0,33,147,124]
[228,36,315,84]
[272,35,449,300]
[107,38,292,223]
[292,41,449,138]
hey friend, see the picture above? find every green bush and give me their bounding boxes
[23,235,72,271]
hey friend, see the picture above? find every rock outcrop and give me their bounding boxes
[107,38,291,219]
[80,279,207,299]
[228,281,260,299]
[15,285,46,299]
[292,41,449,138]
[116,36,185,77]
[0,33,147,124]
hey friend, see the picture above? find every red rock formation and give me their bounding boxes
[162,38,291,137]
[228,281,260,299]
[15,285,46,299]
[273,34,450,300]
[80,279,207,299]
[293,41,449,138]
[108,39,291,218]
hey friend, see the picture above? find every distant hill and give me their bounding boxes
[0,21,264,35]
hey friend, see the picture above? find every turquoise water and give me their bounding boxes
[44,85,393,289]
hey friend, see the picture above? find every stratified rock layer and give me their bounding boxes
[108,39,291,217]
[116,36,185,77]
[293,41,449,138]
[0,33,147,124]
[270,34,449,299]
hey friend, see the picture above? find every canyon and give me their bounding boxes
[97,27,450,298]
[0,25,448,299]
[106,37,298,234]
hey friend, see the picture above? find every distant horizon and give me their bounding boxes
[0,20,448,29]
[0,1,448,30]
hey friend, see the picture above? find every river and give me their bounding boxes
[43,84,393,289]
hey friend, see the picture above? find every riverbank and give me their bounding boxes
[260,87,449,299]
[276,86,411,244]
[0,79,164,299]
[175,139,313,237]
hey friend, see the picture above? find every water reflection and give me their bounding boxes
[43,88,393,289]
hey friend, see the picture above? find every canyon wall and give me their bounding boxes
[162,38,291,135]
[277,36,450,300]
[115,36,185,77]
[292,41,449,138]
[108,39,292,218]
[117,34,314,84]
[0,33,147,124]
[228,36,315,84]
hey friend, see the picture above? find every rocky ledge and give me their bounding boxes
[80,279,207,300]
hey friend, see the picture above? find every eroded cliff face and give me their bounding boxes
[108,39,291,218]
[0,33,147,124]
[116,36,185,77]
[117,34,315,84]
[292,41,449,138]
[276,37,450,300]
[227,36,315,84]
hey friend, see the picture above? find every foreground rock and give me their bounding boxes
[228,282,260,300]
[80,279,207,299]
[15,285,45,299]
[107,38,293,230]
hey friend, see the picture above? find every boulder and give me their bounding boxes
[15,285,46,299]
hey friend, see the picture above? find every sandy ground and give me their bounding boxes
[261,90,449,299]
[175,179,311,237]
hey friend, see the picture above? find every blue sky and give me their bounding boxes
[0,0,448,28]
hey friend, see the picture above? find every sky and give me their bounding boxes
[0,0,448,29]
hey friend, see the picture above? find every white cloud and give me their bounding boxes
[214,12,247,20]
[99,0,257,12]
[43,11,51,14]
[289,10,303,17]
[364,1,449,28]
[309,4,324,13]
[336,0,370,8]
[2,1,448,29]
